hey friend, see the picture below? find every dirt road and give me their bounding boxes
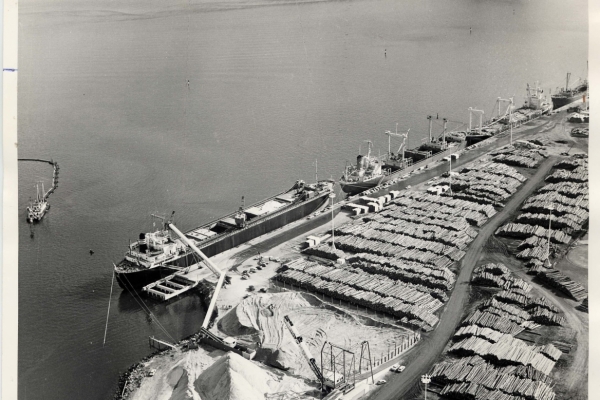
[366,156,558,400]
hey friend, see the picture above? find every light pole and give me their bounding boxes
[329,192,336,250]
[545,205,553,268]
[421,374,431,400]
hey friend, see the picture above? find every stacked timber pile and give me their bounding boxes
[537,181,588,198]
[472,263,532,292]
[545,169,587,184]
[537,268,588,301]
[429,259,564,400]
[274,260,440,329]
[529,138,550,147]
[346,253,453,296]
[496,289,531,307]
[491,145,547,168]
[528,307,565,326]
[495,224,571,244]
[496,155,588,271]
[435,162,526,205]
[302,243,346,260]
[448,334,558,375]
[432,356,556,400]
[277,189,501,331]
[554,158,587,170]
[525,297,559,314]
[462,310,524,335]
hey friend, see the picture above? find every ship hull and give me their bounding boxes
[340,175,388,195]
[115,190,330,288]
[551,92,584,109]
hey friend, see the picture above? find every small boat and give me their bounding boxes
[27,182,49,223]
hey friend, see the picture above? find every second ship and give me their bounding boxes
[114,179,334,288]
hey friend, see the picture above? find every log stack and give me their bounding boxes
[537,268,588,302]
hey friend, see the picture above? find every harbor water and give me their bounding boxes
[18,0,587,398]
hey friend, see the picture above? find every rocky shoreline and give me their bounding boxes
[113,280,218,400]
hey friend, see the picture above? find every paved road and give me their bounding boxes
[366,156,558,400]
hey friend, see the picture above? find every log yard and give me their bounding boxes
[114,92,588,400]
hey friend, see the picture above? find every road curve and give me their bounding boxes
[367,156,557,400]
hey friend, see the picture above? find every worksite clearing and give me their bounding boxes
[121,104,587,400]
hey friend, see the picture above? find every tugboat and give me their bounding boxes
[551,72,588,109]
[339,140,390,195]
[27,182,49,223]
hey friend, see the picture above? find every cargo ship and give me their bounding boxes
[340,125,462,195]
[114,179,334,289]
[465,82,552,146]
[551,73,588,109]
[27,182,49,223]
[339,140,392,195]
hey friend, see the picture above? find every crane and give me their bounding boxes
[468,107,485,134]
[384,127,409,162]
[283,315,342,392]
[169,223,226,333]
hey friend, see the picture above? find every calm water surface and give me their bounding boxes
[18,0,587,398]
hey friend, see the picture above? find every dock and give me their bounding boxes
[142,264,204,301]
[148,336,175,350]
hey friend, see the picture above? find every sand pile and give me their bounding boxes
[129,348,312,400]
[195,352,271,400]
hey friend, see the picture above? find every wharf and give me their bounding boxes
[142,263,204,301]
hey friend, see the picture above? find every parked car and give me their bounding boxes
[396,365,406,373]
[376,379,387,385]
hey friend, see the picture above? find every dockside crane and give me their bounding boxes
[385,126,409,162]
[169,223,225,332]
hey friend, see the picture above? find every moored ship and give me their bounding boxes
[339,140,392,195]
[551,73,588,109]
[115,179,334,289]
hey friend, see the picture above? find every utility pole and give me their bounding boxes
[545,205,553,268]
[442,118,447,147]
[427,115,433,142]
[449,157,453,196]
[329,193,336,250]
